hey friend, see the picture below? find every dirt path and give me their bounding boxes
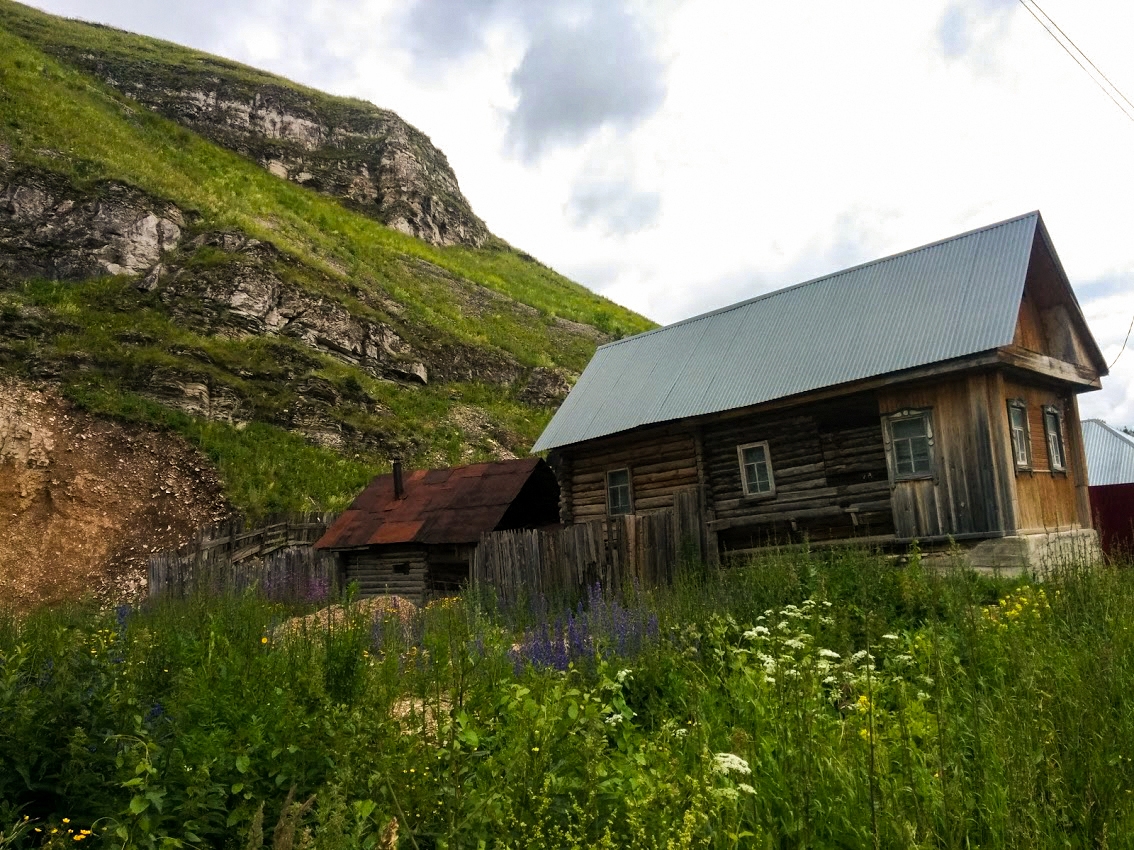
[0,377,231,613]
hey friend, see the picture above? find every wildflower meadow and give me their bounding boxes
[3,546,1134,849]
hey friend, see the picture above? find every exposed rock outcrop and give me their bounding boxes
[160,231,432,384]
[519,367,573,406]
[0,165,184,281]
[51,49,489,248]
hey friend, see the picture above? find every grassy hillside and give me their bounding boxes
[0,1,656,514]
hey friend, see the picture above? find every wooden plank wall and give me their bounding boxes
[878,375,1007,539]
[702,396,893,548]
[148,512,337,598]
[564,425,698,521]
[472,489,702,603]
[1002,376,1086,532]
[345,546,429,604]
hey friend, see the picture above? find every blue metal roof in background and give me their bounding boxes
[534,212,1042,452]
[1082,419,1134,486]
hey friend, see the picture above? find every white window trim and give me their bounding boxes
[737,440,776,498]
[1043,405,1066,473]
[606,467,634,516]
[1007,399,1032,470]
[884,408,935,481]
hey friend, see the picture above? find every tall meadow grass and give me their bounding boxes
[2,548,1133,848]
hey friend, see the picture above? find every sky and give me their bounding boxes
[27,0,1134,428]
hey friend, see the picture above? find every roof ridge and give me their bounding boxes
[596,211,1041,351]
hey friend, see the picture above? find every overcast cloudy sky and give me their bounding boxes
[28,0,1134,427]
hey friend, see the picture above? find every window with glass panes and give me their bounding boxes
[606,468,632,515]
[888,412,933,478]
[1007,401,1031,468]
[737,441,775,496]
[1043,407,1066,471]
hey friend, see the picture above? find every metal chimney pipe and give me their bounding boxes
[393,460,405,499]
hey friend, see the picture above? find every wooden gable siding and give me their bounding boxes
[1013,236,1097,370]
[565,425,698,521]
[1001,377,1090,532]
[879,374,1011,539]
[344,545,429,603]
[703,394,893,546]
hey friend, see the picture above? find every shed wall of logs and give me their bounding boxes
[343,546,429,604]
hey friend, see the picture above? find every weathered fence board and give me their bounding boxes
[473,488,704,603]
[148,512,338,599]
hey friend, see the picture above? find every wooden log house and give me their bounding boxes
[534,212,1109,571]
[314,458,560,602]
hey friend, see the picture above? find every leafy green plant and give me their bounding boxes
[4,548,1134,847]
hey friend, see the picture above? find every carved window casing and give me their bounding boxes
[1007,400,1032,469]
[1043,406,1066,472]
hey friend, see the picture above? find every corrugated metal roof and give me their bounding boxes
[1082,419,1134,486]
[534,212,1045,452]
[315,458,555,549]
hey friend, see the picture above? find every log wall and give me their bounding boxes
[563,426,698,521]
[344,546,429,604]
[702,394,893,548]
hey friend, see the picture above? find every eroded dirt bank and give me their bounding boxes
[0,377,230,612]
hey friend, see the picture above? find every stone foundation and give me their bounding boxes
[963,528,1101,576]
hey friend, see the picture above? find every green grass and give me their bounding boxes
[3,549,1134,848]
[2,271,554,515]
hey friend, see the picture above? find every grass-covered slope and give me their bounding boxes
[0,0,655,514]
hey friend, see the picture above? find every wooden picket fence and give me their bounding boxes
[473,488,704,603]
[148,512,339,599]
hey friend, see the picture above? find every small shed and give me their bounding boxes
[1082,419,1134,558]
[315,458,560,602]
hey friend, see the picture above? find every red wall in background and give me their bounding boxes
[1090,483,1134,559]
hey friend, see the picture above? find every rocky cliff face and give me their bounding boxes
[54,49,489,248]
[0,159,572,456]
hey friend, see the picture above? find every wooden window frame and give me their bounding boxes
[737,440,776,498]
[606,467,634,516]
[1006,399,1032,470]
[1043,405,1066,473]
[884,408,935,481]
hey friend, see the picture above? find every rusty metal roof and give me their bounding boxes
[534,212,1104,453]
[1082,419,1134,486]
[315,457,553,549]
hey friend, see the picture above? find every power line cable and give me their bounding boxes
[1017,0,1134,124]
[1110,311,1134,370]
[1015,1,1134,372]
[1025,0,1134,114]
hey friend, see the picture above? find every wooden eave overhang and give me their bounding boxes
[552,346,1100,457]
